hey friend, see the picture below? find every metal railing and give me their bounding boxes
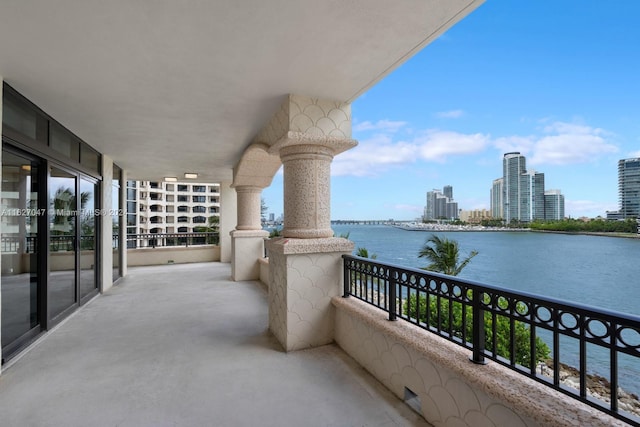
[342,255,640,426]
[126,232,219,248]
[3,233,217,253]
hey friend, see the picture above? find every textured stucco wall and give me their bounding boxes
[333,297,625,427]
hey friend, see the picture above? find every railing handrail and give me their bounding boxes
[345,255,640,323]
[342,254,640,426]
[126,232,219,249]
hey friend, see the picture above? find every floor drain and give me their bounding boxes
[404,387,421,414]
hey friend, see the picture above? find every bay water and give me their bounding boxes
[332,224,640,395]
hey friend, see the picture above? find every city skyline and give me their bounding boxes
[262,1,640,220]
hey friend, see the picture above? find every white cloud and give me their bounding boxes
[435,109,465,119]
[417,130,489,162]
[353,119,407,133]
[493,121,618,166]
[333,130,490,176]
[565,199,618,218]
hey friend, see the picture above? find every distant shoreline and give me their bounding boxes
[391,223,640,239]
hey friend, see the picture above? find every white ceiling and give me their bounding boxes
[0,0,483,182]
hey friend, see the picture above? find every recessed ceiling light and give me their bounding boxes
[164,177,177,182]
[184,173,198,179]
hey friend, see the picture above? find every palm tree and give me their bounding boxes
[418,234,478,276]
[355,247,376,259]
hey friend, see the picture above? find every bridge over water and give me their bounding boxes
[331,220,413,225]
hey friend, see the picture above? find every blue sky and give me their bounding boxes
[262,1,640,221]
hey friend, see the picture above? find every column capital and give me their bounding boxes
[269,131,357,159]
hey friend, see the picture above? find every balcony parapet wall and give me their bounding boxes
[332,296,626,427]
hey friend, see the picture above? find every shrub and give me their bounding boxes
[405,293,550,368]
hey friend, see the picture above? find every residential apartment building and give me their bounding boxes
[424,187,458,221]
[618,158,640,219]
[500,152,562,223]
[490,178,503,220]
[459,209,492,224]
[126,180,220,236]
[544,189,565,221]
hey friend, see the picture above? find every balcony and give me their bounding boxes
[0,262,427,426]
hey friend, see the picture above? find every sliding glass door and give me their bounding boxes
[79,177,97,302]
[1,150,42,355]
[49,167,77,319]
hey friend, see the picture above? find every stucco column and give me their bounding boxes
[230,185,268,281]
[280,142,334,238]
[100,155,114,293]
[252,95,359,351]
[219,181,236,263]
[235,185,262,230]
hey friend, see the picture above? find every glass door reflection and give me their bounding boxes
[1,150,41,354]
[49,167,77,319]
[79,177,97,301]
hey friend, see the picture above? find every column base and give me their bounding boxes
[230,230,269,281]
[266,237,355,351]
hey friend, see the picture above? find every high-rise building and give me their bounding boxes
[490,178,503,220]
[500,152,556,223]
[544,190,565,220]
[424,186,458,221]
[502,152,527,223]
[618,158,640,219]
[520,169,545,222]
[443,185,453,200]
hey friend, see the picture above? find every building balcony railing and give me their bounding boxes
[126,232,219,249]
[342,255,640,426]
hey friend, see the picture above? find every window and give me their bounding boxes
[193,196,205,203]
[50,123,80,161]
[210,197,218,203]
[178,216,188,223]
[177,185,188,192]
[193,216,206,224]
[209,207,218,213]
[193,206,206,213]
[149,182,159,188]
[80,144,100,173]
[178,227,188,233]
[178,205,189,213]
[178,195,188,202]
[193,185,205,192]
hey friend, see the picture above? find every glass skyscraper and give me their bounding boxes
[501,152,550,223]
[619,158,640,219]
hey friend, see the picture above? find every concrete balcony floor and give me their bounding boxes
[0,262,429,427]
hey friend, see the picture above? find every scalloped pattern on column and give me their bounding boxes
[284,252,341,350]
[289,95,351,138]
[255,94,352,146]
[268,248,288,349]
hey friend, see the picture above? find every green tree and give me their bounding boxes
[193,215,220,244]
[405,294,550,367]
[418,234,478,276]
[409,234,549,368]
[355,247,376,259]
